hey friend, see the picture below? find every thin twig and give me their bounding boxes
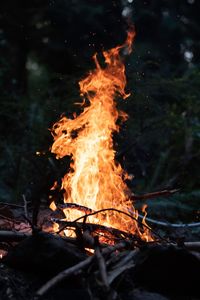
[108,263,135,285]
[136,214,200,228]
[35,256,93,299]
[131,189,180,201]
[95,246,110,290]
[22,194,28,219]
[0,202,24,208]
[184,242,200,251]
[109,249,138,270]
[0,214,22,224]
[94,245,119,300]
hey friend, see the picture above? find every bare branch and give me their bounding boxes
[95,246,110,290]
[22,194,29,219]
[131,189,180,201]
[35,241,127,298]
[35,256,93,299]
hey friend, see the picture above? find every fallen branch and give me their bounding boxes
[35,241,128,298]
[94,243,119,299]
[131,189,180,201]
[95,246,110,290]
[108,263,135,285]
[0,202,24,209]
[136,214,200,228]
[35,255,93,299]
[0,214,22,224]
[184,241,200,251]
[107,249,138,284]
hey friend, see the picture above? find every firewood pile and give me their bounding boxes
[0,196,200,300]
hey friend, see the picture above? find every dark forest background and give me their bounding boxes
[0,0,199,225]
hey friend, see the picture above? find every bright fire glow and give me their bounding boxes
[50,29,152,242]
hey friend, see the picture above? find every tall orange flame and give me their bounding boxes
[51,29,152,241]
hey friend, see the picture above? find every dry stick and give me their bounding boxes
[131,188,180,201]
[110,249,139,270]
[35,256,93,299]
[137,215,200,228]
[105,249,138,282]
[184,242,200,251]
[95,245,118,300]
[22,194,28,219]
[106,249,139,285]
[0,202,24,209]
[131,189,200,228]
[127,207,200,228]
[95,246,110,290]
[35,241,127,299]
[0,214,23,226]
[108,263,135,285]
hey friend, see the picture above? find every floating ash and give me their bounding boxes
[50,28,152,242]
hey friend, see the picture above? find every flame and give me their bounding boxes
[141,204,152,242]
[50,29,152,241]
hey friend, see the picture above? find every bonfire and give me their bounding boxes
[49,28,152,243]
[0,28,199,300]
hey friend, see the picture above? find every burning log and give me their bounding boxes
[55,207,159,244]
[53,219,135,240]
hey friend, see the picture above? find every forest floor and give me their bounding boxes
[0,204,200,300]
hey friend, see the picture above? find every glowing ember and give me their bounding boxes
[50,29,152,241]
